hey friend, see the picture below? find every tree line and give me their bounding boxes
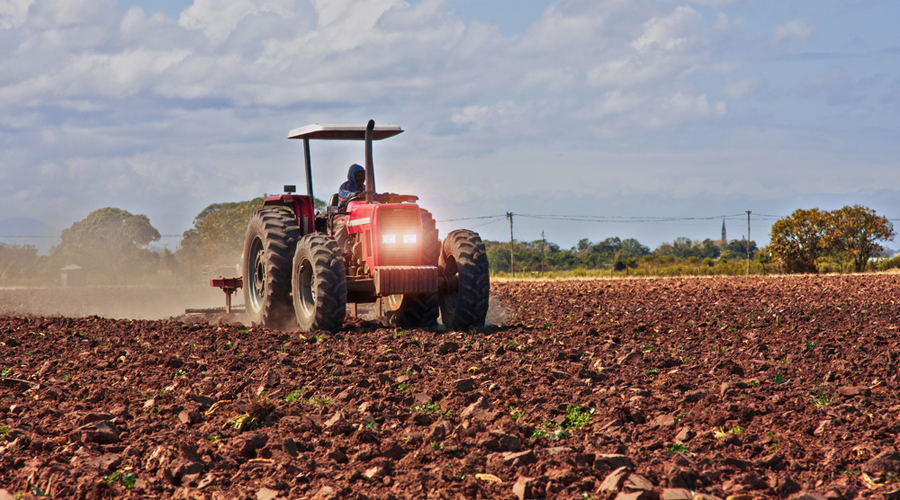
[0,202,892,285]
[485,236,759,274]
[0,197,327,285]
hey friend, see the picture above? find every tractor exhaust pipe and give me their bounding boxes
[365,119,376,203]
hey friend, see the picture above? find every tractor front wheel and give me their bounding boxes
[292,234,347,332]
[438,229,490,330]
[243,208,299,330]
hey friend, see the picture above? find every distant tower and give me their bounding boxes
[721,219,727,245]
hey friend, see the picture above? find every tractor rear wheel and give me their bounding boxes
[380,209,440,328]
[292,234,347,332]
[438,229,490,331]
[243,208,300,329]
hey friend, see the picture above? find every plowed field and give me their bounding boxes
[2,275,900,500]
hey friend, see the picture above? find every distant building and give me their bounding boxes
[60,264,85,287]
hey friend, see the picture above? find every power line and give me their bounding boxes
[0,235,59,238]
[517,213,751,223]
[435,215,506,223]
[469,217,507,229]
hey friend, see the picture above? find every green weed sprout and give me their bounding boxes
[103,471,138,489]
[413,401,440,413]
[550,428,571,441]
[564,405,596,429]
[530,429,548,439]
[810,392,835,408]
[285,387,308,404]
[666,443,689,455]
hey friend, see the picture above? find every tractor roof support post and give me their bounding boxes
[365,120,376,203]
[303,137,314,201]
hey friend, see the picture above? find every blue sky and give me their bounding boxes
[1,0,899,253]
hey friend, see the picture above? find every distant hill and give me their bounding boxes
[0,217,59,254]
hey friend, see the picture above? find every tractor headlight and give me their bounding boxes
[403,234,417,244]
[382,234,396,244]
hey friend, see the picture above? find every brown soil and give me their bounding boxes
[2,275,900,499]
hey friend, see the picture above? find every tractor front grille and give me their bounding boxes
[376,207,420,266]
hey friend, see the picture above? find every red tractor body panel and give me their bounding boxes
[263,194,316,235]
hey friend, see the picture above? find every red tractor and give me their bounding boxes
[242,120,490,332]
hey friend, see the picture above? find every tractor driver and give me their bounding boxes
[338,164,366,206]
[334,164,366,257]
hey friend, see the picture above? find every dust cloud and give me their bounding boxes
[0,286,510,328]
[0,286,235,320]
[485,294,510,326]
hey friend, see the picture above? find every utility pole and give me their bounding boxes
[746,210,752,276]
[541,230,546,275]
[507,212,515,278]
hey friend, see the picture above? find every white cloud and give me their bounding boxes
[631,6,701,53]
[120,6,169,38]
[179,0,296,44]
[587,6,705,88]
[28,0,112,29]
[721,77,763,98]
[450,101,528,129]
[714,12,728,31]
[593,90,643,118]
[0,0,34,29]
[71,49,194,97]
[774,19,810,42]
[588,89,726,131]
[518,3,604,53]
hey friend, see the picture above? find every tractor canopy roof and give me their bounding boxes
[288,124,403,141]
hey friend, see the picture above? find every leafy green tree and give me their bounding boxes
[653,237,720,260]
[724,239,758,260]
[180,196,326,268]
[697,239,723,259]
[671,237,694,258]
[770,208,829,273]
[770,205,893,273]
[827,205,894,272]
[485,240,511,273]
[654,242,674,256]
[52,207,161,281]
[620,238,650,258]
[180,197,266,265]
[0,243,38,282]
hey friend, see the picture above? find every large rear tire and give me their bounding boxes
[242,208,300,330]
[438,229,490,331]
[292,234,347,332]
[381,209,440,328]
